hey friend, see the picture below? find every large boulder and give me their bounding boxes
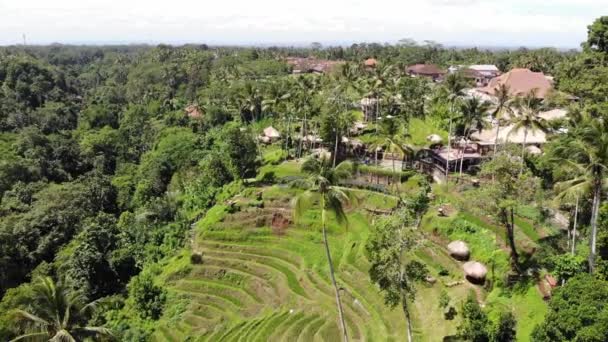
[447,240,470,261]
[463,261,488,284]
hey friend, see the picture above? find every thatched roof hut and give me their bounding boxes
[263,126,281,139]
[447,240,470,261]
[364,58,378,68]
[185,104,203,118]
[427,134,443,144]
[463,261,488,284]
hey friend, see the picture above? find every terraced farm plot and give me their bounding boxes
[150,185,504,341]
[151,186,417,341]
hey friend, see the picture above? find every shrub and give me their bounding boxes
[129,272,167,320]
[190,253,203,264]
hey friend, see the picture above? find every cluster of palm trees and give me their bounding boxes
[553,110,608,273]
[443,74,550,182]
[206,60,431,167]
[461,80,607,274]
[8,277,112,341]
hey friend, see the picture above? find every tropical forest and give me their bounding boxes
[2,15,608,342]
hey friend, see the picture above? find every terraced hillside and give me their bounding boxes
[150,183,483,341]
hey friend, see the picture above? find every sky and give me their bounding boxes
[0,0,605,48]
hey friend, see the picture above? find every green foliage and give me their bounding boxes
[439,289,451,309]
[129,271,167,320]
[5,277,113,341]
[586,16,608,53]
[366,207,428,318]
[492,311,517,342]
[458,292,491,342]
[219,123,258,179]
[532,274,608,341]
[550,254,586,283]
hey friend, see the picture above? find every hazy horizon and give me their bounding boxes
[1,0,604,49]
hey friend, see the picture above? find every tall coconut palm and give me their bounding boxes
[490,84,514,155]
[371,116,415,187]
[553,113,608,272]
[443,73,469,187]
[293,75,323,157]
[457,97,491,180]
[9,277,113,342]
[360,65,395,181]
[510,90,547,174]
[234,81,264,122]
[292,158,354,342]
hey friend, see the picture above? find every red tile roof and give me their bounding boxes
[364,58,377,67]
[285,57,344,74]
[478,68,553,99]
[406,64,446,75]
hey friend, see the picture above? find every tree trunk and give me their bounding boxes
[572,196,579,255]
[333,129,339,167]
[375,96,380,184]
[504,208,519,267]
[392,151,397,191]
[520,128,528,175]
[446,113,453,189]
[458,128,470,182]
[493,123,501,156]
[321,203,349,342]
[401,294,414,342]
[589,184,601,273]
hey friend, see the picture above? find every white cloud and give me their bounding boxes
[0,0,603,46]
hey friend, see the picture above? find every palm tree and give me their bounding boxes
[372,116,415,187]
[443,73,469,186]
[10,277,113,342]
[292,158,354,342]
[510,90,547,174]
[234,81,264,122]
[293,75,323,157]
[360,65,395,181]
[457,97,491,180]
[553,113,608,272]
[490,84,514,155]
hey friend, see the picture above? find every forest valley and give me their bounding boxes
[2,16,608,342]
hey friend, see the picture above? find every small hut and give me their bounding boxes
[463,261,488,284]
[360,98,378,121]
[526,145,542,155]
[447,240,470,261]
[263,126,281,141]
[364,58,378,69]
[427,134,443,145]
[185,104,203,119]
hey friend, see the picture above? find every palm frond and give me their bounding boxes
[301,157,321,174]
[326,191,349,227]
[78,326,115,338]
[12,309,50,326]
[292,190,316,224]
[50,329,77,342]
[9,331,49,342]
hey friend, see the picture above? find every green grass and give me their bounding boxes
[408,117,448,147]
[152,181,549,341]
[257,160,302,180]
[486,284,547,342]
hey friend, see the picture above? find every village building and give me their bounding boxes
[477,68,554,99]
[364,58,378,69]
[449,64,501,86]
[185,104,203,119]
[285,57,344,74]
[360,97,379,121]
[406,64,446,81]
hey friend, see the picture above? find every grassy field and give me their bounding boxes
[148,157,554,341]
